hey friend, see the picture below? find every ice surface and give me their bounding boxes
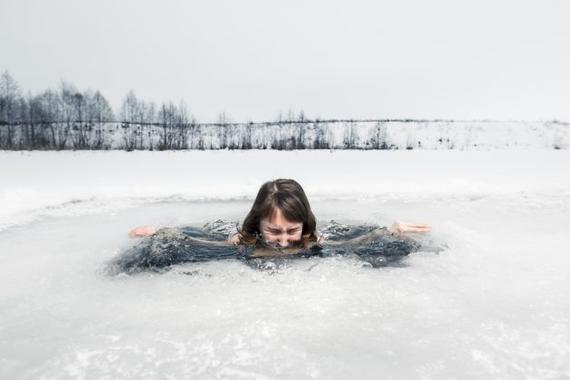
[2,150,570,232]
[0,150,569,379]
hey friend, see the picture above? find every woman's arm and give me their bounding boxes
[128,226,158,238]
[389,222,431,235]
[323,222,431,246]
[128,226,233,246]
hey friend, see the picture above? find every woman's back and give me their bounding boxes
[108,220,428,275]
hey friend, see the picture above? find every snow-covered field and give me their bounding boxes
[1,150,569,379]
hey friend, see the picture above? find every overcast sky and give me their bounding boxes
[1,0,569,122]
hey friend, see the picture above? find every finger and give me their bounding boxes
[409,225,430,229]
[410,227,431,233]
[128,229,141,238]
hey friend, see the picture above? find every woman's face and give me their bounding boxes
[259,207,303,248]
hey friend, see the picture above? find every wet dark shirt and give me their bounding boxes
[108,220,425,274]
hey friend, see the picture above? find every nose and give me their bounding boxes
[276,234,289,248]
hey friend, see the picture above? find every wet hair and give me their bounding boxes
[238,179,317,247]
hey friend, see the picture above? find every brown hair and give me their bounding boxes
[238,179,317,247]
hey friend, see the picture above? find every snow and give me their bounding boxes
[1,149,569,231]
[1,150,569,378]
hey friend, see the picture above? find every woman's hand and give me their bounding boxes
[128,226,158,238]
[389,221,431,235]
[228,233,242,245]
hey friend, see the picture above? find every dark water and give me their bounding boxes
[107,220,432,275]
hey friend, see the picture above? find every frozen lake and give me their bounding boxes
[1,150,569,379]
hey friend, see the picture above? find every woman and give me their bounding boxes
[129,178,431,251]
[113,179,432,273]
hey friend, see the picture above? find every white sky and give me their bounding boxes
[1,0,569,122]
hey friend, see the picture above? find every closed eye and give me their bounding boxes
[267,228,300,234]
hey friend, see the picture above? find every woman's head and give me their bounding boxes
[239,179,317,247]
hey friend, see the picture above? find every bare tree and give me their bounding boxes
[313,122,330,149]
[86,90,114,149]
[343,121,357,149]
[175,100,189,149]
[71,91,90,149]
[369,122,388,149]
[25,92,41,149]
[56,81,81,150]
[41,89,64,149]
[120,90,140,151]
[297,109,307,149]
[29,91,58,149]
[0,70,22,148]
[144,101,156,150]
[158,101,175,150]
[217,112,231,149]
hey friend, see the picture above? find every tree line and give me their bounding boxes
[0,70,395,150]
[0,71,115,149]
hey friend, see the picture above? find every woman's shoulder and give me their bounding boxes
[202,219,240,237]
